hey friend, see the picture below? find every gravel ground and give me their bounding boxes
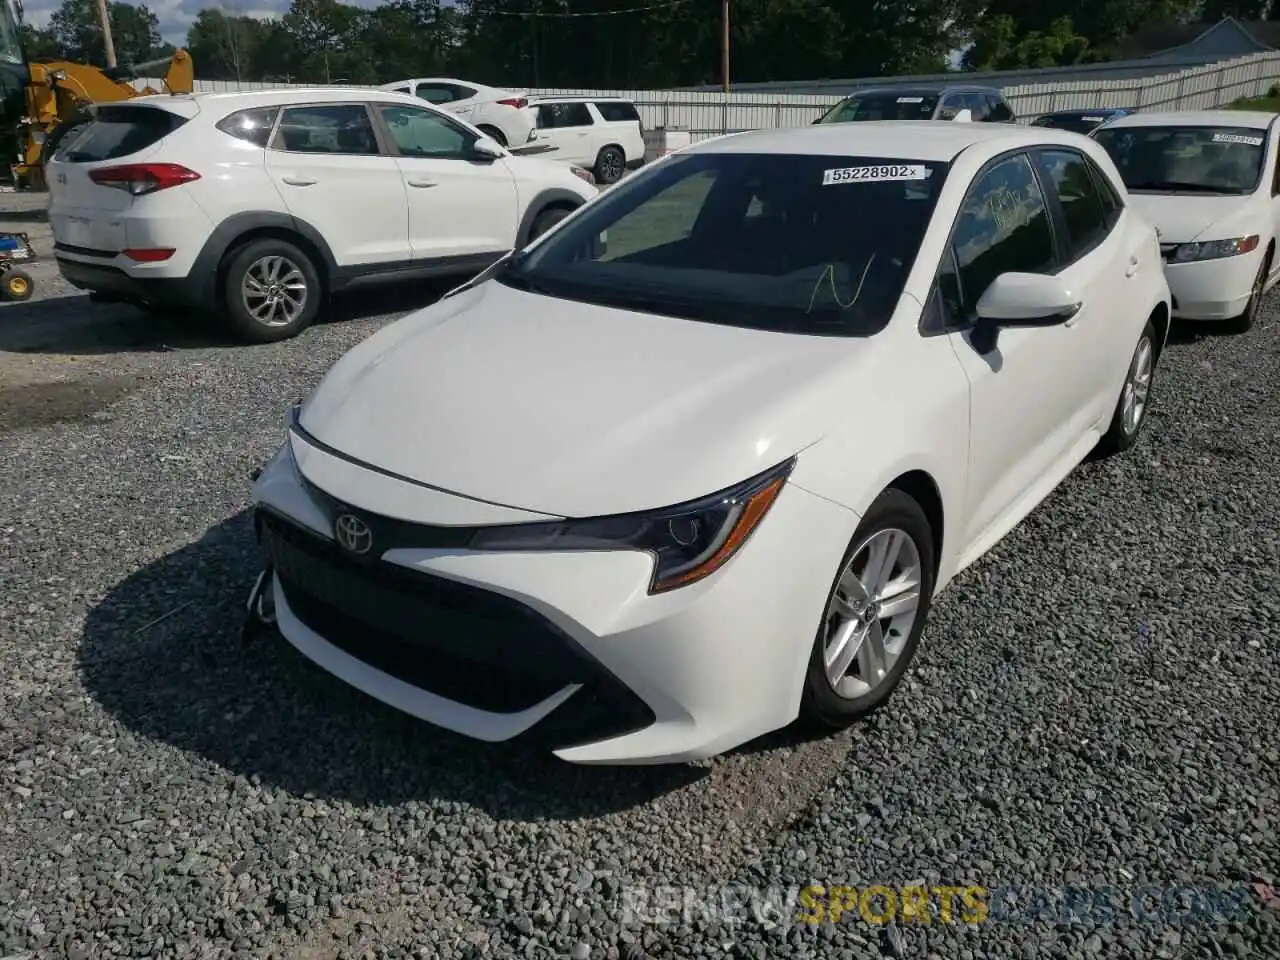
[1,192,1277,960]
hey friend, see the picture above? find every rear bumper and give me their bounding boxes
[56,255,202,307]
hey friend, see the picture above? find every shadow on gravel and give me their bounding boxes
[0,206,48,223]
[79,510,705,818]
[0,296,231,354]
[1,281,457,354]
[1167,317,1246,344]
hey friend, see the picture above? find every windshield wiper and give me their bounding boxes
[1126,180,1242,194]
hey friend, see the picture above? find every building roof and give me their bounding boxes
[1114,16,1280,60]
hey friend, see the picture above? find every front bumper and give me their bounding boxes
[1163,248,1263,321]
[250,436,858,764]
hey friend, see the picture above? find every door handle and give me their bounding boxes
[1125,255,1139,278]
[282,176,317,186]
[407,179,437,188]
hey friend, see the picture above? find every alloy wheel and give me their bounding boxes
[1120,334,1154,437]
[821,527,923,699]
[241,255,308,328]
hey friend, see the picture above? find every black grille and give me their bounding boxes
[258,508,655,749]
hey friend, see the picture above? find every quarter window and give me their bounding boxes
[1039,149,1109,261]
[594,101,641,123]
[378,105,473,158]
[948,153,1056,320]
[274,105,380,155]
[216,107,278,148]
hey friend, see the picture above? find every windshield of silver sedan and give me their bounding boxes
[1092,125,1266,195]
[500,151,950,335]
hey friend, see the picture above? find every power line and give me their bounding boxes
[483,0,690,17]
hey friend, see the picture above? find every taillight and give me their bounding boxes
[497,97,528,109]
[88,163,200,196]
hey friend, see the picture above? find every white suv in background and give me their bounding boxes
[378,78,535,149]
[46,88,597,343]
[523,96,646,184]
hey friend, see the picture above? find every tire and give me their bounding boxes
[800,488,936,728]
[593,145,626,185]
[528,206,574,241]
[220,238,321,344]
[1226,249,1270,333]
[1,270,33,302]
[1095,319,1158,458]
[477,125,508,147]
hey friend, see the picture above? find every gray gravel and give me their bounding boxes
[1,222,1277,959]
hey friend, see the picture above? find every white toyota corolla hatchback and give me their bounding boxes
[1093,109,1279,332]
[249,122,1171,765]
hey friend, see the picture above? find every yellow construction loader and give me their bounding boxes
[0,0,194,190]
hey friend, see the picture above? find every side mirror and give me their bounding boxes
[470,137,505,161]
[951,108,973,123]
[975,272,1081,327]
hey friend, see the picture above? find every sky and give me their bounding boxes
[23,0,384,46]
[24,0,968,70]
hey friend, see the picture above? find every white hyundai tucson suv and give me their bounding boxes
[47,87,598,342]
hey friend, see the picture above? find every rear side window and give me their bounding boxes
[594,101,640,123]
[987,95,1014,122]
[537,103,594,128]
[273,104,380,155]
[415,85,456,104]
[216,107,278,147]
[55,106,187,163]
[1038,149,1109,261]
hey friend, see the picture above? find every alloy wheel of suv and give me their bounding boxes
[221,237,322,344]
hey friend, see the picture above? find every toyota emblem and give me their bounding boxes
[334,513,373,555]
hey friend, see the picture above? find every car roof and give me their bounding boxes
[1101,109,1276,130]
[128,87,433,111]
[1040,107,1127,117]
[683,121,1097,162]
[843,84,1003,98]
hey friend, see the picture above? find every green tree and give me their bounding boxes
[20,23,62,59]
[186,9,272,81]
[48,0,163,66]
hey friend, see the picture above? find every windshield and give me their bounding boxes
[817,92,939,123]
[0,0,22,65]
[498,151,950,336]
[1033,113,1108,134]
[1093,125,1267,195]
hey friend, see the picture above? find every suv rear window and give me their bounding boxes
[55,106,187,163]
[594,101,640,123]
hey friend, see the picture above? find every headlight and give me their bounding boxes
[1169,235,1260,263]
[468,458,796,594]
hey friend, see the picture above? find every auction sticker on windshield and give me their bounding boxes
[823,165,928,185]
[1213,133,1264,146]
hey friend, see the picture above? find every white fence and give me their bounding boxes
[136,49,1280,142]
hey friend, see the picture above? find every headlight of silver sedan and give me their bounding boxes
[1168,234,1260,263]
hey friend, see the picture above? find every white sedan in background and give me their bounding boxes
[379,78,536,149]
[1093,109,1280,331]
[249,122,1171,765]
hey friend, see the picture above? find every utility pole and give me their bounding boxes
[721,0,732,94]
[94,0,117,68]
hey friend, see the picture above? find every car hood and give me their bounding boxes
[1125,193,1262,244]
[298,280,873,518]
